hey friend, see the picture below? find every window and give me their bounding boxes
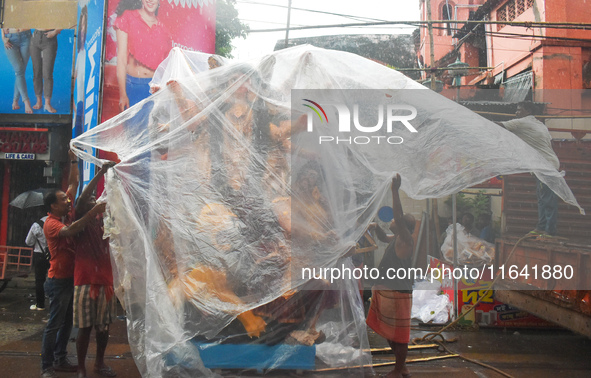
[442,3,453,36]
[496,6,507,31]
[496,0,534,31]
[507,2,516,21]
[516,0,525,15]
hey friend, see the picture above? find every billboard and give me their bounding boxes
[0,29,74,115]
[2,0,77,29]
[72,0,106,187]
[100,0,216,123]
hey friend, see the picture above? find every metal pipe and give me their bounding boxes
[474,111,591,119]
[452,192,458,320]
[284,0,292,49]
[412,212,426,269]
[426,199,431,261]
[0,0,5,28]
[396,66,495,72]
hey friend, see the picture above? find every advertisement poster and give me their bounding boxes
[2,0,77,30]
[72,0,106,188]
[0,29,74,115]
[100,0,216,123]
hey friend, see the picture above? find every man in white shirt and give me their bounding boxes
[499,101,560,236]
[25,216,50,310]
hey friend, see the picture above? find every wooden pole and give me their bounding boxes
[426,0,437,90]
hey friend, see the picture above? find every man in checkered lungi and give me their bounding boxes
[73,162,117,378]
[367,174,415,378]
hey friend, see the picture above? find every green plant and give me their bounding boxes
[215,0,250,58]
[444,192,491,219]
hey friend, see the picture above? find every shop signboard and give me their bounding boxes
[0,129,50,161]
[4,153,36,160]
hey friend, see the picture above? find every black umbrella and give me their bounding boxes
[9,188,54,209]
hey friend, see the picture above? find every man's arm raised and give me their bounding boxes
[59,203,106,238]
[75,162,115,214]
[67,149,79,198]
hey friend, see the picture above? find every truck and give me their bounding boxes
[495,139,591,337]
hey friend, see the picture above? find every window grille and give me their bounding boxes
[508,1,516,21]
[516,0,525,16]
[497,6,507,31]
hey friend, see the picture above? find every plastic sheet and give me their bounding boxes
[149,48,229,94]
[71,45,583,377]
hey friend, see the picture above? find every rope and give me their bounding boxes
[436,340,515,378]
[408,232,537,378]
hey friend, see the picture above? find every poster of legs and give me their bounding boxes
[1,28,73,114]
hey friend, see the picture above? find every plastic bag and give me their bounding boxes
[411,281,451,324]
[441,224,495,266]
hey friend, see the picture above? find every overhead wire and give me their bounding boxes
[248,19,591,33]
[409,22,591,45]
[239,18,309,27]
[238,3,591,54]
[236,0,390,23]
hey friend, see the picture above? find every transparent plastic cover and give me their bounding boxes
[71,45,582,377]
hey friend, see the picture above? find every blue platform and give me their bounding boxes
[193,341,316,371]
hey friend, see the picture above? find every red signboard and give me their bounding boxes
[0,131,48,154]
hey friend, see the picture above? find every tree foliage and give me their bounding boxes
[445,192,491,219]
[216,0,249,58]
[278,34,420,80]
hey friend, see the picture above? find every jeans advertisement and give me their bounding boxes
[0,29,73,114]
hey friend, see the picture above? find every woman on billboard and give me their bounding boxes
[1,28,33,114]
[115,0,172,111]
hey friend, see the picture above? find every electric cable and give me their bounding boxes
[237,0,389,23]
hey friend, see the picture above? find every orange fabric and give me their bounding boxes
[44,191,76,279]
[366,287,412,344]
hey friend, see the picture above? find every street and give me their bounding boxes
[0,277,140,378]
[1,277,590,377]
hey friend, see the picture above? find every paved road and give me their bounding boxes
[0,277,141,378]
[1,277,591,377]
